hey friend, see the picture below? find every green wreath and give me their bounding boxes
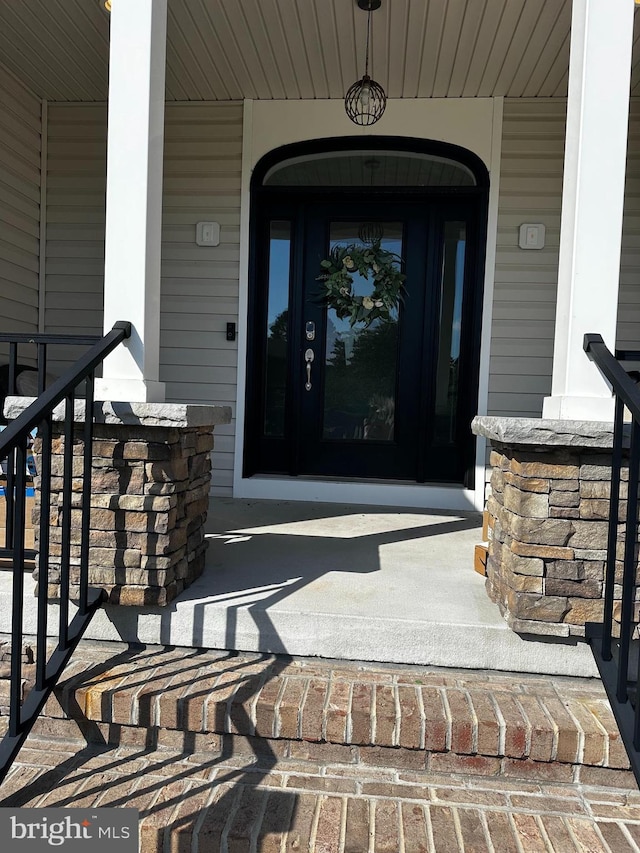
[317,240,406,327]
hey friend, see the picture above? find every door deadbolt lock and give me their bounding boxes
[305,321,316,341]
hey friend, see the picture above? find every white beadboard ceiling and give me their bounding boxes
[1,0,640,103]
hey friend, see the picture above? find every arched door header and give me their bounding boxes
[252,136,489,192]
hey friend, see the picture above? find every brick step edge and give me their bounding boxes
[16,716,639,791]
[35,661,631,773]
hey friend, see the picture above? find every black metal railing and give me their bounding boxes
[584,333,640,784]
[0,321,131,784]
[0,333,100,567]
[0,331,102,406]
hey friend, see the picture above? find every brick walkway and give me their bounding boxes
[0,641,638,851]
[2,735,640,852]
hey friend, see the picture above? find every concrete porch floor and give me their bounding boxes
[2,498,597,677]
[98,498,597,678]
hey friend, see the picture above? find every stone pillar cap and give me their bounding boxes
[4,397,232,428]
[472,415,621,449]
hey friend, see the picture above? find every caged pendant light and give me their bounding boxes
[345,0,387,126]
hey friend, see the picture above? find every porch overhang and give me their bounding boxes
[0,0,588,103]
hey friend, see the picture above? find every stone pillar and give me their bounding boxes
[473,416,633,639]
[18,402,232,606]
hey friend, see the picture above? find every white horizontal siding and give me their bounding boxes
[0,64,40,336]
[161,103,243,496]
[44,104,107,379]
[45,101,242,495]
[45,103,106,349]
[489,98,565,417]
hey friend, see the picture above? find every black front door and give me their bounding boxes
[245,195,483,485]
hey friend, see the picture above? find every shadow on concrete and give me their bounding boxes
[102,498,481,655]
[193,507,480,653]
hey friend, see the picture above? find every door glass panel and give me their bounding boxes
[433,221,466,445]
[323,222,402,441]
[264,221,291,436]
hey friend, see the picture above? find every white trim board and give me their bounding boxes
[474,97,503,505]
[233,97,502,512]
[235,477,478,513]
[38,98,47,333]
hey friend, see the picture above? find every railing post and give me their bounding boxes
[617,422,640,704]
[634,640,640,750]
[4,341,18,554]
[5,449,15,551]
[58,392,75,651]
[37,343,47,394]
[8,342,17,395]
[79,377,95,614]
[35,414,52,692]
[9,443,26,738]
[602,395,625,662]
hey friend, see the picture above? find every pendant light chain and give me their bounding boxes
[344,0,387,126]
[363,3,371,78]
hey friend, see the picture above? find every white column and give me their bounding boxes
[542,0,635,422]
[96,0,167,403]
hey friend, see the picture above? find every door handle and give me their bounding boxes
[304,348,314,391]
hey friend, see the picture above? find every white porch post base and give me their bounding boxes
[94,378,166,404]
[542,394,613,422]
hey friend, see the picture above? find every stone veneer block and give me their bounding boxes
[4,399,232,607]
[472,415,635,639]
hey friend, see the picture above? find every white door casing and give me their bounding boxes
[234,97,503,511]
